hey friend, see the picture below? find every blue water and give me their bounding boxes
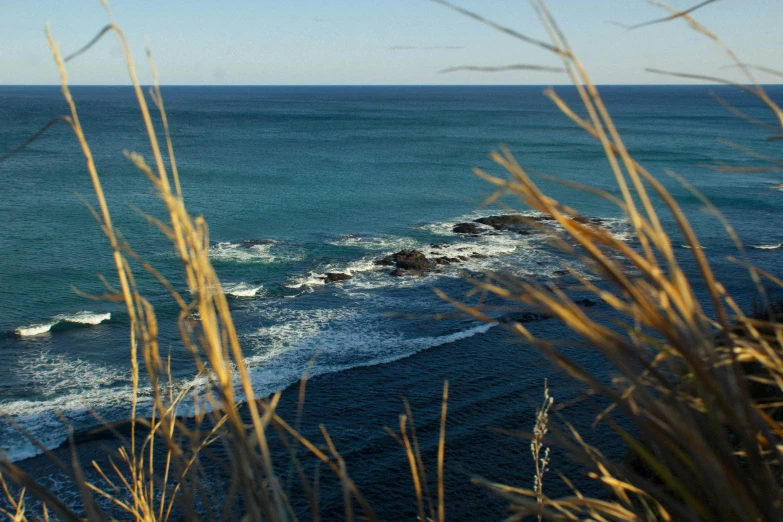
[1,85,782,476]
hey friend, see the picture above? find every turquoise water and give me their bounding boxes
[1,85,781,470]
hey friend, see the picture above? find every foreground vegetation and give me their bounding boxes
[2,0,783,520]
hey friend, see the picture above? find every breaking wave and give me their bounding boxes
[14,312,111,338]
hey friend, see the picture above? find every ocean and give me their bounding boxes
[1,85,782,518]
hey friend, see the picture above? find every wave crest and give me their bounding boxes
[14,312,111,338]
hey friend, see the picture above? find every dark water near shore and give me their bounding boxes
[1,85,782,517]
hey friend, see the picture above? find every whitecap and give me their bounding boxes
[14,312,110,337]
[749,243,781,250]
[224,282,264,297]
[209,241,304,264]
[14,322,57,337]
[327,235,418,252]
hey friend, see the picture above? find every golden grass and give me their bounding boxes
[434,0,783,520]
[1,0,782,520]
[1,2,386,520]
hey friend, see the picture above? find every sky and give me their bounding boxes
[1,0,782,85]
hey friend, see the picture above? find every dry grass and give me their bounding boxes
[0,2,386,520]
[1,0,782,520]
[434,0,783,520]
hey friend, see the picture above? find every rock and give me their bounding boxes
[470,253,488,259]
[553,270,569,277]
[453,222,480,234]
[379,249,439,277]
[475,214,533,228]
[322,272,352,284]
[573,216,604,226]
[500,312,552,324]
[374,255,395,266]
[574,297,597,307]
[434,256,461,265]
[473,214,543,234]
[393,250,430,270]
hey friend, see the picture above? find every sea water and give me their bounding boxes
[1,85,781,491]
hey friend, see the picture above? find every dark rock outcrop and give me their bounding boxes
[475,214,534,229]
[434,256,460,265]
[453,223,480,234]
[376,249,440,277]
[573,216,605,226]
[473,214,544,234]
[374,256,395,266]
[393,250,430,270]
[322,272,352,284]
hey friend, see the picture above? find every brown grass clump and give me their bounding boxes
[433,0,783,520]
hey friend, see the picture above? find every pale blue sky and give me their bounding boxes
[2,1,782,85]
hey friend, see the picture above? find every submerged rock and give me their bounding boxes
[500,312,552,324]
[322,272,352,284]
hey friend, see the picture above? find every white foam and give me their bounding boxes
[15,322,57,337]
[209,241,304,264]
[285,257,387,289]
[14,312,111,337]
[242,307,497,399]
[62,311,111,325]
[327,235,418,252]
[224,283,264,297]
[2,349,133,462]
[285,272,328,289]
[749,243,781,250]
[2,299,500,463]
[20,351,126,397]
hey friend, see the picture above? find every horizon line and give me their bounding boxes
[1,83,782,88]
